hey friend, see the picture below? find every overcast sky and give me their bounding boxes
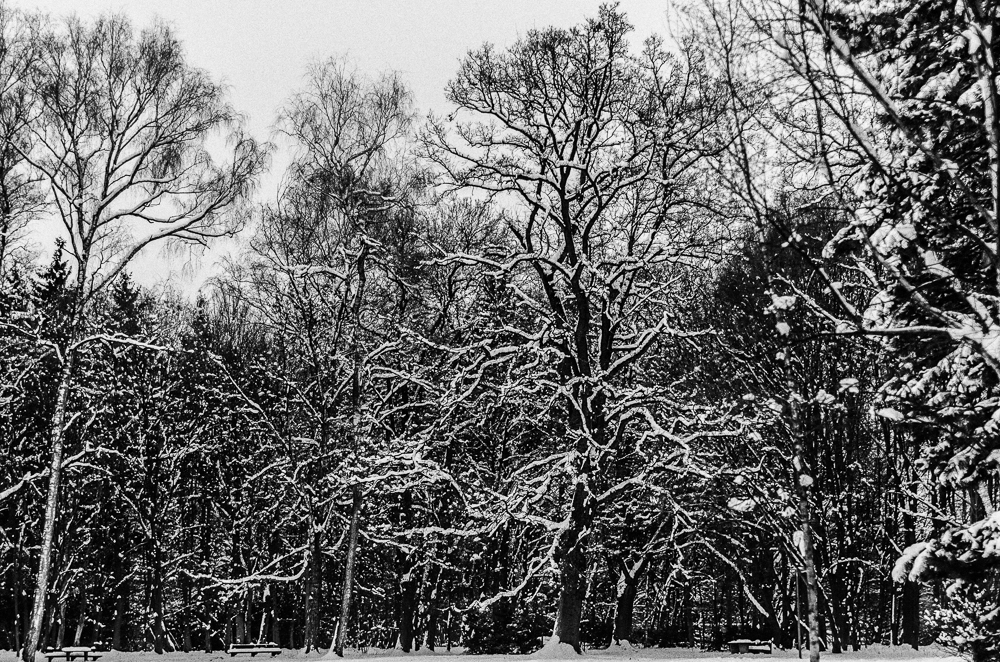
[16,0,672,291]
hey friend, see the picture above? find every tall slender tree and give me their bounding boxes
[0,2,43,279]
[3,14,266,661]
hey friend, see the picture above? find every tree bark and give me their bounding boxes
[302,532,322,652]
[201,583,213,653]
[613,578,638,645]
[202,614,212,653]
[23,352,76,662]
[235,612,246,646]
[551,405,596,653]
[13,532,23,654]
[779,318,820,662]
[610,555,647,646]
[181,579,192,653]
[112,588,126,651]
[150,543,169,653]
[553,545,587,652]
[901,459,920,649]
[55,600,66,650]
[420,562,441,651]
[270,588,281,647]
[553,474,592,653]
[795,435,821,662]
[334,486,362,657]
[72,589,86,646]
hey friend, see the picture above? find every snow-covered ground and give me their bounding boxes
[0,645,964,662]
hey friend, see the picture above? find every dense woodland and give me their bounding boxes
[2,1,1000,661]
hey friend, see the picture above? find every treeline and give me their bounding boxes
[2,2,1000,662]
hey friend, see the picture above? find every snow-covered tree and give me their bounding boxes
[0,13,266,661]
[425,5,737,651]
[0,1,43,279]
[701,0,1000,657]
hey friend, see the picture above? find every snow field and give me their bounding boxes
[0,646,963,662]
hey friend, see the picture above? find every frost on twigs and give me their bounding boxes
[933,580,1000,662]
[892,513,1000,586]
[764,292,796,338]
[813,389,836,405]
[838,378,860,394]
[727,496,757,512]
[768,293,797,311]
[892,542,931,584]
[875,407,904,422]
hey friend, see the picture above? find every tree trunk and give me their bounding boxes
[270,588,281,647]
[22,353,76,662]
[397,566,417,652]
[425,608,438,652]
[780,322,820,662]
[797,458,821,662]
[334,486,362,657]
[610,555,647,646]
[901,462,920,649]
[613,578,638,645]
[13,533,23,654]
[550,434,594,654]
[420,562,441,651]
[151,548,168,653]
[112,588,126,651]
[43,604,56,651]
[270,589,281,647]
[72,590,86,646]
[553,541,587,652]
[302,532,322,652]
[181,580,192,653]
[56,601,66,650]
[335,243,368,657]
[235,612,246,645]
[900,579,920,648]
[202,604,212,654]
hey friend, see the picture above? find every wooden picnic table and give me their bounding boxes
[227,643,280,657]
[727,639,772,654]
[43,647,103,662]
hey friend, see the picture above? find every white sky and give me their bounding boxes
[15,0,673,292]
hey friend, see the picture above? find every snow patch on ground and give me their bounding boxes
[531,638,580,658]
[606,642,639,654]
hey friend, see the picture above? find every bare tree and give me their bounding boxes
[219,56,416,654]
[425,6,734,651]
[0,2,44,279]
[698,0,1000,656]
[4,14,266,661]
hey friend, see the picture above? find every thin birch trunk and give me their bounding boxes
[781,325,821,662]
[22,351,76,662]
[334,486,362,657]
[334,238,369,657]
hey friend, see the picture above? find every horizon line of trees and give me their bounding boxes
[2,2,1000,661]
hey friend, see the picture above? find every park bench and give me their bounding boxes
[727,639,772,654]
[43,647,103,662]
[227,643,281,657]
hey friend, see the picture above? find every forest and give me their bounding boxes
[1,1,999,661]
